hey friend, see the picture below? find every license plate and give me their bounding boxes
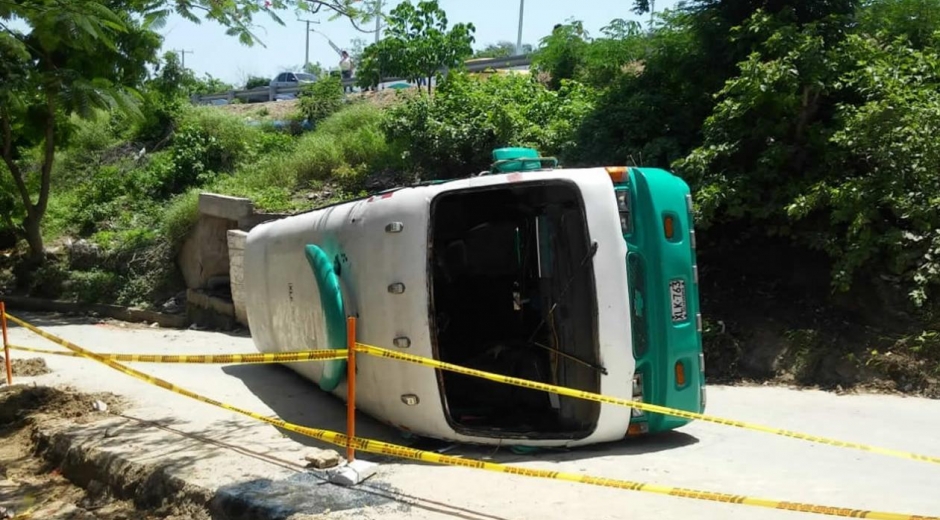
[669,279,688,322]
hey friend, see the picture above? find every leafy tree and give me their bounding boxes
[0,0,371,262]
[384,72,596,176]
[790,31,940,305]
[190,74,235,96]
[304,62,326,77]
[858,0,940,49]
[137,0,382,45]
[676,1,940,304]
[531,21,590,89]
[151,50,234,97]
[473,41,533,58]
[0,0,161,261]
[151,51,188,99]
[348,37,368,64]
[356,0,475,92]
[530,19,647,89]
[1,1,381,44]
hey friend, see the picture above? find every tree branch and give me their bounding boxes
[0,109,34,218]
[35,88,56,218]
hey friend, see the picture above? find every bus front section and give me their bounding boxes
[607,166,706,436]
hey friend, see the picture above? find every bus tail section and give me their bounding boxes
[610,167,706,435]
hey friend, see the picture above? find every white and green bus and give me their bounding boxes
[243,147,705,446]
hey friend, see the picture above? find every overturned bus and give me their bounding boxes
[242,148,705,447]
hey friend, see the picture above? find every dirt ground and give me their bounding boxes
[217,99,299,121]
[9,358,51,377]
[0,385,209,520]
[215,88,412,121]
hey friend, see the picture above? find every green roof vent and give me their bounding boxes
[490,147,558,174]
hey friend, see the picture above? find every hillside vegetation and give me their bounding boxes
[2,0,939,395]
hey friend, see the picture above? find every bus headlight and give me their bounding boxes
[616,190,629,212]
[615,189,631,234]
[631,373,644,417]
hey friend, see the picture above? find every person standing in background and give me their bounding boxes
[339,50,354,93]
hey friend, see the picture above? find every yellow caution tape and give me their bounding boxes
[4,313,937,520]
[7,343,347,364]
[355,343,940,467]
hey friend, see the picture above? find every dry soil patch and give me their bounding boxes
[0,385,209,520]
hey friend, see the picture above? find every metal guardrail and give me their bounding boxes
[191,54,533,104]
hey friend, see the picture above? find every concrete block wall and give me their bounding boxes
[227,230,249,327]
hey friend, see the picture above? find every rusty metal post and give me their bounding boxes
[1,302,11,385]
[346,316,357,462]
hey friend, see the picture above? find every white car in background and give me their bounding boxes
[270,72,317,100]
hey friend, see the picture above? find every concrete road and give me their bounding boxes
[4,312,940,520]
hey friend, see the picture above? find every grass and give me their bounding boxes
[188,101,397,213]
[11,98,402,310]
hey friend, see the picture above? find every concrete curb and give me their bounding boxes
[32,421,218,515]
[28,416,393,520]
[31,420,314,520]
[0,296,189,329]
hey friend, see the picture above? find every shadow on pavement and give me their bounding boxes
[218,364,522,520]
[221,362,700,467]
[220,363,406,454]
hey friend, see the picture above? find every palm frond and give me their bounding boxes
[143,9,170,31]
[175,4,201,24]
[79,1,126,33]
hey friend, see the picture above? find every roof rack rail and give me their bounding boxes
[488,147,559,174]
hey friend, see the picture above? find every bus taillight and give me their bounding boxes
[663,215,675,239]
[675,361,686,387]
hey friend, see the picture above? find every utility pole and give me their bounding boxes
[373,0,382,43]
[299,18,320,67]
[516,0,525,55]
[175,49,194,69]
[649,0,656,28]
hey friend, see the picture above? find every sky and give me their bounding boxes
[159,0,681,87]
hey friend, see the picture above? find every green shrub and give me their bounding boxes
[279,103,398,189]
[255,129,296,155]
[133,88,187,143]
[245,75,269,89]
[28,262,69,299]
[161,190,201,252]
[64,269,124,304]
[139,107,267,198]
[91,228,159,256]
[298,75,345,125]
[177,107,263,165]
[209,153,298,212]
[288,133,346,183]
[198,103,397,210]
[314,102,385,136]
[56,111,121,184]
[384,72,596,178]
